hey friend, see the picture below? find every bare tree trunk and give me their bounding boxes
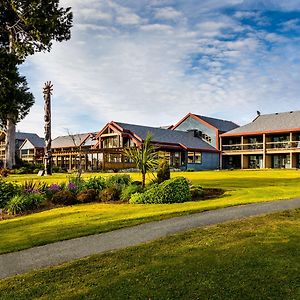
[5,32,16,169]
[5,116,16,168]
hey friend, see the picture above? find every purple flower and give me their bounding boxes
[49,184,61,192]
[67,182,77,191]
[24,188,40,194]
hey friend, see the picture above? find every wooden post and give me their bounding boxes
[43,82,53,175]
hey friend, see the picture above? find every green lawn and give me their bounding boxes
[0,169,300,254]
[1,209,299,300]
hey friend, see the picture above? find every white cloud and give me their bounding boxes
[155,7,182,20]
[17,1,300,136]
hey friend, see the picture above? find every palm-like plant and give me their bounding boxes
[123,133,158,188]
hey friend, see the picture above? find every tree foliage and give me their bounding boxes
[124,134,158,188]
[0,0,73,58]
[0,50,34,126]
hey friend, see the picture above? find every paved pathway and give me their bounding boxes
[1,198,300,280]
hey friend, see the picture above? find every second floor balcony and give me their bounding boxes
[222,143,263,152]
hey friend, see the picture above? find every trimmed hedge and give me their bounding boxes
[130,177,191,204]
[120,184,143,201]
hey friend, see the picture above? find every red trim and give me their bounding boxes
[221,128,300,137]
[110,121,125,132]
[172,113,221,150]
[95,122,123,139]
[216,129,219,149]
[79,133,93,147]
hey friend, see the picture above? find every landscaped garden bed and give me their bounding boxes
[0,173,223,220]
[1,169,300,255]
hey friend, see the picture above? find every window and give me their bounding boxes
[188,152,202,164]
[194,152,202,164]
[188,152,194,163]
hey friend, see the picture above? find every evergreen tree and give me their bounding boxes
[0,50,34,167]
[0,0,72,167]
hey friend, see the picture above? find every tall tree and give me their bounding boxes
[0,0,72,168]
[0,50,34,167]
[124,134,159,188]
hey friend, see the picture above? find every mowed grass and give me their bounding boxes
[1,209,299,300]
[1,169,300,254]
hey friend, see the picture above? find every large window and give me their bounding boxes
[188,152,202,164]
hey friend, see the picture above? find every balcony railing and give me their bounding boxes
[222,141,300,152]
[222,143,263,151]
[266,141,300,150]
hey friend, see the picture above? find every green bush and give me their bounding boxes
[67,175,85,193]
[0,180,20,208]
[130,177,191,204]
[51,190,77,205]
[5,193,45,215]
[100,184,122,202]
[52,166,67,173]
[190,185,204,199]
[106,174,131,188]
[15,166,32,174]
[77,189,98,203]
[157,159,170,184]
[120,184,143,201]
[84,176,106,192]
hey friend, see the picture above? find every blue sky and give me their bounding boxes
[18,0,300,137]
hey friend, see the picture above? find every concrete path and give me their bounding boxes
[1,198,300,280]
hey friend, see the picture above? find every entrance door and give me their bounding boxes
[273,154,290,168]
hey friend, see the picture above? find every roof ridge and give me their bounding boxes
[194,114,238,124]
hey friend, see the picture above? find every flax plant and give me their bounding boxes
[123,133,158,188]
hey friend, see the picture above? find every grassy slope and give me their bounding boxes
[0,209,299,299]
[1,169,300,254]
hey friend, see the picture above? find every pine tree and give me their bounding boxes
[0,0,73,167]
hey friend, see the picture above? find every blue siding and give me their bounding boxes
[181,152,220,171]
[175,116,217,148]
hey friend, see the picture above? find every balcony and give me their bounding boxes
[266,141,300,151]
[222,143,263,152]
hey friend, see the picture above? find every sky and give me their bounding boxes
[18,0,300,137]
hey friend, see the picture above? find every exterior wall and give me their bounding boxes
[174,116,217,148]
[221,131,300,169]
[185,152,219,171]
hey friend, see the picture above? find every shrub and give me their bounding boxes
[130,177,191,204]
[15,166,32,174]
[100,184,122,202]
[0,168,9,177]
[52,166,67,173]
[21,180,48,194]
[51,190,77,205]
[0,180,20,208]
[67,175,85,193]
[106,174,131,188]
[190,185,204,199]
[120,184,143,201]
[84,176,106,193]
[77,189,98,203]
[157,159,170,184]
[45,183,62,200]
[5,193,45,215]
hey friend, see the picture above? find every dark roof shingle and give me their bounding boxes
[194,114,239,132]
[223,110,300,136]
[115,122,217,151]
